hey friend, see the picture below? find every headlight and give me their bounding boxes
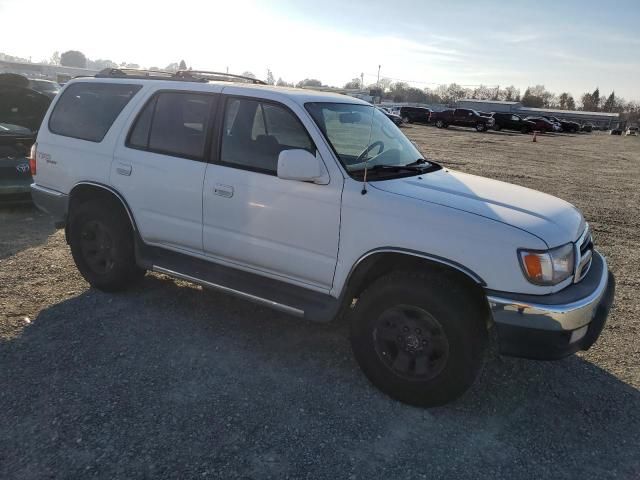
[519,243,575,285]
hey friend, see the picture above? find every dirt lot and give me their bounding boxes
[1,127,639,479]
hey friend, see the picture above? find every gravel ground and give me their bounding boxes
[1,128,639,479]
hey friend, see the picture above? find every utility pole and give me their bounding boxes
[375,65,382,105]
[360,72,364,90]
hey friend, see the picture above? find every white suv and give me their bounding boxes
[30,69,615,407]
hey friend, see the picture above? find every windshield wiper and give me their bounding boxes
[405,158,430,167]
[360,164,428,174]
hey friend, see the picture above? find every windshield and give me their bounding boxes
[306,102,432,177]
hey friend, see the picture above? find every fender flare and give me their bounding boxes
[68,181,139,233]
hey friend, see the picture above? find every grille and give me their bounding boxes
[574,226,593,283]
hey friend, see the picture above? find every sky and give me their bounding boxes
[1,0,639,100]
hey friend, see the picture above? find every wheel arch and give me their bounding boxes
[338,250,491,326]
[67,182,138,241]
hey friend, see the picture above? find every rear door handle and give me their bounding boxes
[214,184,233,198]
[116,163,132,176]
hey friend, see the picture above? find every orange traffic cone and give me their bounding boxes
[533,131,537,142]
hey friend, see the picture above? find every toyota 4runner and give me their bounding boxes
[30,69,615,407]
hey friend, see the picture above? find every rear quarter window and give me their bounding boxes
[48,82,141,142]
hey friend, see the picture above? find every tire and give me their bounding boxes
[68,199,145,292]
[349,271,487,407]
[493,124,502,131]
[402,116,410,124]
[521,126,530,134]
[435,120,444,128]
[476,123,486,132]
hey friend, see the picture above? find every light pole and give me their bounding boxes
[375,65,382,105]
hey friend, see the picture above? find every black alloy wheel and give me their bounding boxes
[372,304,450,381]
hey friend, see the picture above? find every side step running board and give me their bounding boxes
[153,265,304,317]
[135,242,341,322]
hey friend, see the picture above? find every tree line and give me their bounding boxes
[340,77,635,117]
[2,50,637,123]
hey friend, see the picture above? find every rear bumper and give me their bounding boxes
[1,180,33,204]
[30,183,68,227]
[487,251,615,360]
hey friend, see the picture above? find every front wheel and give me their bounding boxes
[435,120,444,128]
[476,123,486,132]
[521,126,530,134]
[493,124,502,131]
[349,272,487,407]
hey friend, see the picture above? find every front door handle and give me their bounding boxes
[116,163,132,176]
[214,183,234,198]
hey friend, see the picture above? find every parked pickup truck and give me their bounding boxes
[430,108,495,132]
[491,113,536,134]
[30,69,615,407]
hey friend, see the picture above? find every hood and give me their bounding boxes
[0,85,51,132]
[372,168,584,247]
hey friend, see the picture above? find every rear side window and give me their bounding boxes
[127,92,214,160]
[49,83,141,142]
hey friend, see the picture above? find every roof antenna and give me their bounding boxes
[361,165,369,195]
[361,105,377,195]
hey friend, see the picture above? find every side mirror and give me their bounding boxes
[277,149,329,184]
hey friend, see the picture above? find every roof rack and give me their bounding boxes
[175,70,267,85]
[95,68,204,82]
[95,68,267,85]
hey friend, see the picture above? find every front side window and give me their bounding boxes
[127,92,214,160]
[49,82,141,142]
[306,102,435,179]
[220,98,314,174]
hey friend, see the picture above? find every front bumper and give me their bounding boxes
[487,251,615,360]
[30,183,68,227]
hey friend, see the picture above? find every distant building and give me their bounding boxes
[457,99,520,113]
[456,99,620,129]
[0,59,98,84]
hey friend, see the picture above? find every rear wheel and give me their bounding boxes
[69,200,145,292]
[521,126,530,134]
[435,120,444,128]
[493,124,502,131]
[349,271,487,407]
[402,116,410,124]
[476,123,486,132]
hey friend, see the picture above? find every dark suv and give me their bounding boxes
[398,106,432,124]
[491,113,536,133]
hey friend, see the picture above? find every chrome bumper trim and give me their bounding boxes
[487,252,610,331]
[30,183,68,225]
